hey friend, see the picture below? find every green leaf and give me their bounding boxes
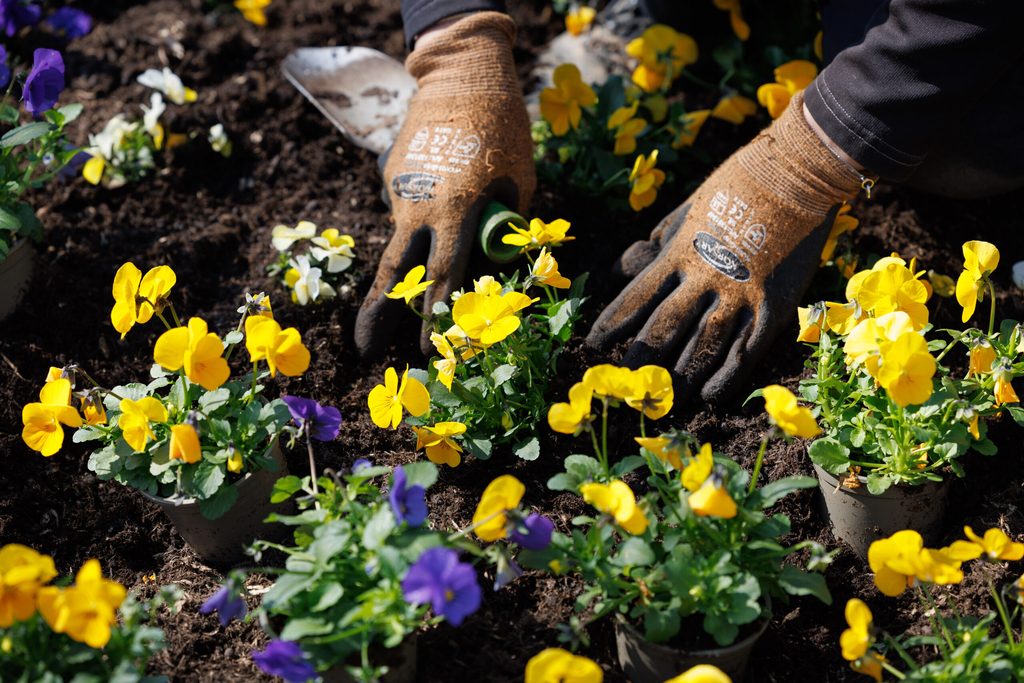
[611,455,645,477]
[491,364,517,387]
[311,583,344,612]
[464,436,492,461]
[198,485,238,520]
[514,437,540,461]
[1006,405,1024,427]
[778,564,832,604]
[192,461,225,498]
[264,572,317,609]
[865,472,893,495]
[271,475,304,503]
[546,473,576,492]
[808,437,851,475]
[168,377,188,411]
[756,476,818,508]
[362,506,396,550]
[643,609,681,643]
[0,205,21,232]
[223,330,243,345]
[401,460,438,489]
[1,121,51,148]
[615,538,655,567]
[198,387,231,412]
[0,104,19,124]
[56,103,83,124]
[280,617,333,641]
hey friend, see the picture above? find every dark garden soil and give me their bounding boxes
[2,1,1024,681]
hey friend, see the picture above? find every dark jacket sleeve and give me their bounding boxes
[806,0,1024,181]
[402,0,508,49]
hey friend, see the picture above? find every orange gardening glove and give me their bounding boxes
[355,12,536,356]
[588,92,866,402]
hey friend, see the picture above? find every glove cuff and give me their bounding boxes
[738,91,864,216]
[405,12,520,98]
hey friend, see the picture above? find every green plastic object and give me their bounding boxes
[478,201,526,264]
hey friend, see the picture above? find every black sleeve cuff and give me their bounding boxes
[402,0,508,50]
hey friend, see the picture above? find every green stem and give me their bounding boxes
[155,310,174,331]
[600,398,610,474]
[988,280,997,337]
[748,429,772,494]
[992,582,1016,646]
[305,424,321,509]
[248,362,259,402]
[168,302,182,328]
[880,660,907,680]
[919,584,954,653]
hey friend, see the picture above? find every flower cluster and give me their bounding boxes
[268,220,358,305]
[799,241,1024,491]
[522,374,832,648]
[21,262,311,519]
[367,218,585,464]
[839,526,1024,681]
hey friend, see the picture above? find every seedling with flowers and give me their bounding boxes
[797,242,1024,492]
[368,217,586,463]
[21,260,313,519]
[0,544,181,682]
[524,368,832,650]
[0,46,84,260]
[839,526,1024,681]
[210,456,524,682]
[268,219,359,306]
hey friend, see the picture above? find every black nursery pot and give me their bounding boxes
[615,613,769,683]
[813,463,950,559]
[0,239,34,322]
[140,443,291,567]
[321,635,418,683]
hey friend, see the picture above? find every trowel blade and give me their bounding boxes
[282,46,417,156]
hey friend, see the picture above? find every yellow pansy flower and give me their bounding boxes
[548,382,594,435]
[270,220,316,252]
[665,664,731,683]
[168,423,202,464]
[580,479,648,534]
[927,270,955,298]
[995,371,1019,406]
[868,530,963,596]
[367,366,430,430]
[797,302,827,343]
[712,0,749,41]
[581,364,636,401]
[824,300,862,336]
[710,93,757,125]
[968,340,996,376]
[689,474,737,518]
[532,248,572,289]
[607,101,646,156]
[227,447,243,473]
[671,109,711,149]
[79,394,107,426]
[956,240,999,323]
[681,442,714,492]
[430,332,458,391]
[762,384,821,438]
[843,311,915,375]
[850,654,884,683]
[412,421,466,468]
[21,379,83,457]
[565,5,596,36]
[154,317,230,391]
[840,598,873,661]
[451,290,535,346]
[856,260,930,329]
[756,60,817,119]
[37,559,126,649]
[244,316,311,377]
[643,94,668,122]
[0,544,57,627]
[503,217,575,252]
[309,228,356,273]
[635,435,685,471]
[472,475,525,541]
[235,0,270,26]
[947,526,1024,562]
[525,648,603,683]
[110,263,176,339]
[820,203,858,264]
[386,265,433,305]
[625,24,698,93]
[540,64,597,136]
[118,397,168,452]
[876,331,936,407]
[624,364,674,419]
[628,150,666,212]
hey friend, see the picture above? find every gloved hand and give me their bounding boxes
[587,92,866,402]
[355,12,536,356]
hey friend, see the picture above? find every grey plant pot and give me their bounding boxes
[320,634,418,683]
[0,239,34,323]
[140,443,291,567]
[615,612,769,683]
[813,463,951,559]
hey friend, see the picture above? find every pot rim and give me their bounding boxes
[614,606,770,658]
[812,462,950,499]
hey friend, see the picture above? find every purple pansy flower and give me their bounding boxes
[45,7,91,39]
[0,0,41,36]
[402,547,481,627]
[199,581,247,627]
[0,46,9,89]
[493,556,523,591]
[282,395,341,442]
[252,640,316,683]
[22,48,64,116]
[389,466,427,527]
[509,513,554,551]
[352,457,372,473]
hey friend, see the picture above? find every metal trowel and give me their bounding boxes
[281,46,524,263]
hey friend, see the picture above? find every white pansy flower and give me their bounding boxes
[137,67,197,105]
[208,123,231,156]
[309,228,356,273]
[271,220,317,252]
[141,92,166,147]
[286,255,336,306]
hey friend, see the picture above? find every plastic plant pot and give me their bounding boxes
[813,463,951,559]
[140,442,291,567]
[0,239,34,322]
[321,634,418,683]
[478,200,526,264]
[615,611,770,683]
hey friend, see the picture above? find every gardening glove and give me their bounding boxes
[587,92,867,402]
[355,11,536,357]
